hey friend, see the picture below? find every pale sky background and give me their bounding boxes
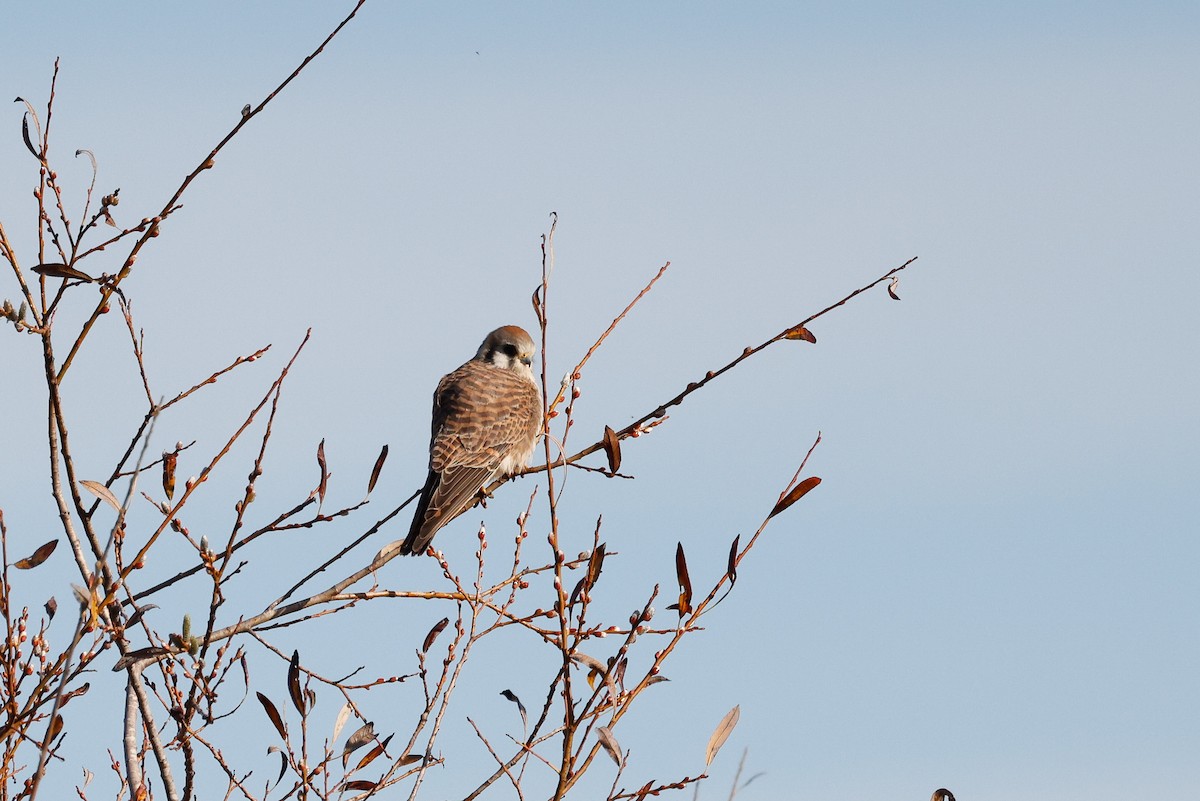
[2,3,1197,800]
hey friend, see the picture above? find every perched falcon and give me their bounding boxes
[400,325,542,555]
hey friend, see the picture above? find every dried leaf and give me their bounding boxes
[21,111,39,158]
[672,542,693,617]
[500,689,528,729]
[32,262,94,282]
[342,781,377,791]
[45,714,63,744]
[372,539,404,563]
[316,439,328,505]
[569,577,587,607]
[256,692,286,740]
[769,476,822,519]
[79,480,121,512]
[726,535,740,588]
[398,754,423,766]
[355,734,393,772]
[887,276,901,301]
[646,675,670,686]
[596,726,622,767]
[422,617,449,653]
[601,425,622,473]
[44,597,57,620]
[15,539,58,570]
[531,286,545,328]
[705,705,740,766]
[342,722,375,759]
[367,444,388,494]
[268,746,287,786]
[162,451,177,501]
[634,780,654,800]
[783,325,817,343]
[586,542,607,589]
[331,703,352,746]
[125,604,157,629]
[103,209,117,228]
[287,650,305,716]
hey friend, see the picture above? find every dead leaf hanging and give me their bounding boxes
[367,444,388,494]
[256,692,287,740]
[602,425,622,473]
[15,539,58,570]
[705,705,740,765]
[769,476,822,519]
[287,650,305,715]
[596,726,623,767]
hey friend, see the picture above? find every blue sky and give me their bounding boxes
[3,3,1197,800]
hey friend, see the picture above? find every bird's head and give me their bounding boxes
[475,325,536,379]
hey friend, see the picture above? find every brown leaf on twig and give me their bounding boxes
[422,617,449,653]
[367,444,388,494]
[586,543,606,589]
[888,276,902,300]
[15,540,57,570]
[727,535,740,588]
[32,262,94,282]
[256,692,286,740]
[316,439,328,505]
[531,286,545,328]
[287,650,305,716]
[500,689,528,728]
[22,112,40,158]
[398,754,423,766]
[596,726,623,767]
[44,714,63,745]
[44,597,57,620]
[355,734,393,771]
[667,542,693,616]
[79,480,121,512]
[342,722,375,762]
[342,781,377,792]
[162,451,177,501]
[601,425,622,473]
[783,325,817,343]
[769,476,822,519]
[705,705,740,765]
[103,209,117,228]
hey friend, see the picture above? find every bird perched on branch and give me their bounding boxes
[401,325,542,556]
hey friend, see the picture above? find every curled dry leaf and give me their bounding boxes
[331,703,352,746]
[44,597,57,620]
[422,617,449,654]
[531,285,545,328]
[342,780,377,792]
[256,692,286,741]
[768,476,822,519]
[267,746,287,786]
[355,734,393,772]
[343,722,375,758]
[500,689,528,729]
[668,541,693,617]
[596,726,623,767]
[15,539,57,570]
[705,705,740,766]
[162,451,177,501]
[399,754,424,766]
[367,444,388,494]
[783,324,817,343]
[727,534,740,587]
[32,263,95,282]
[316,439,328,505]
[602,425,622,473]
[888,276,902,300]
[79,480,121,512]
[287,650,305,716]
[586,542,607,589]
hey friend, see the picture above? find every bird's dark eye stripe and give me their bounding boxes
[501,343,519,357]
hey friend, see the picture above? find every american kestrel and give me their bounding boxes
[400,325,542,556]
